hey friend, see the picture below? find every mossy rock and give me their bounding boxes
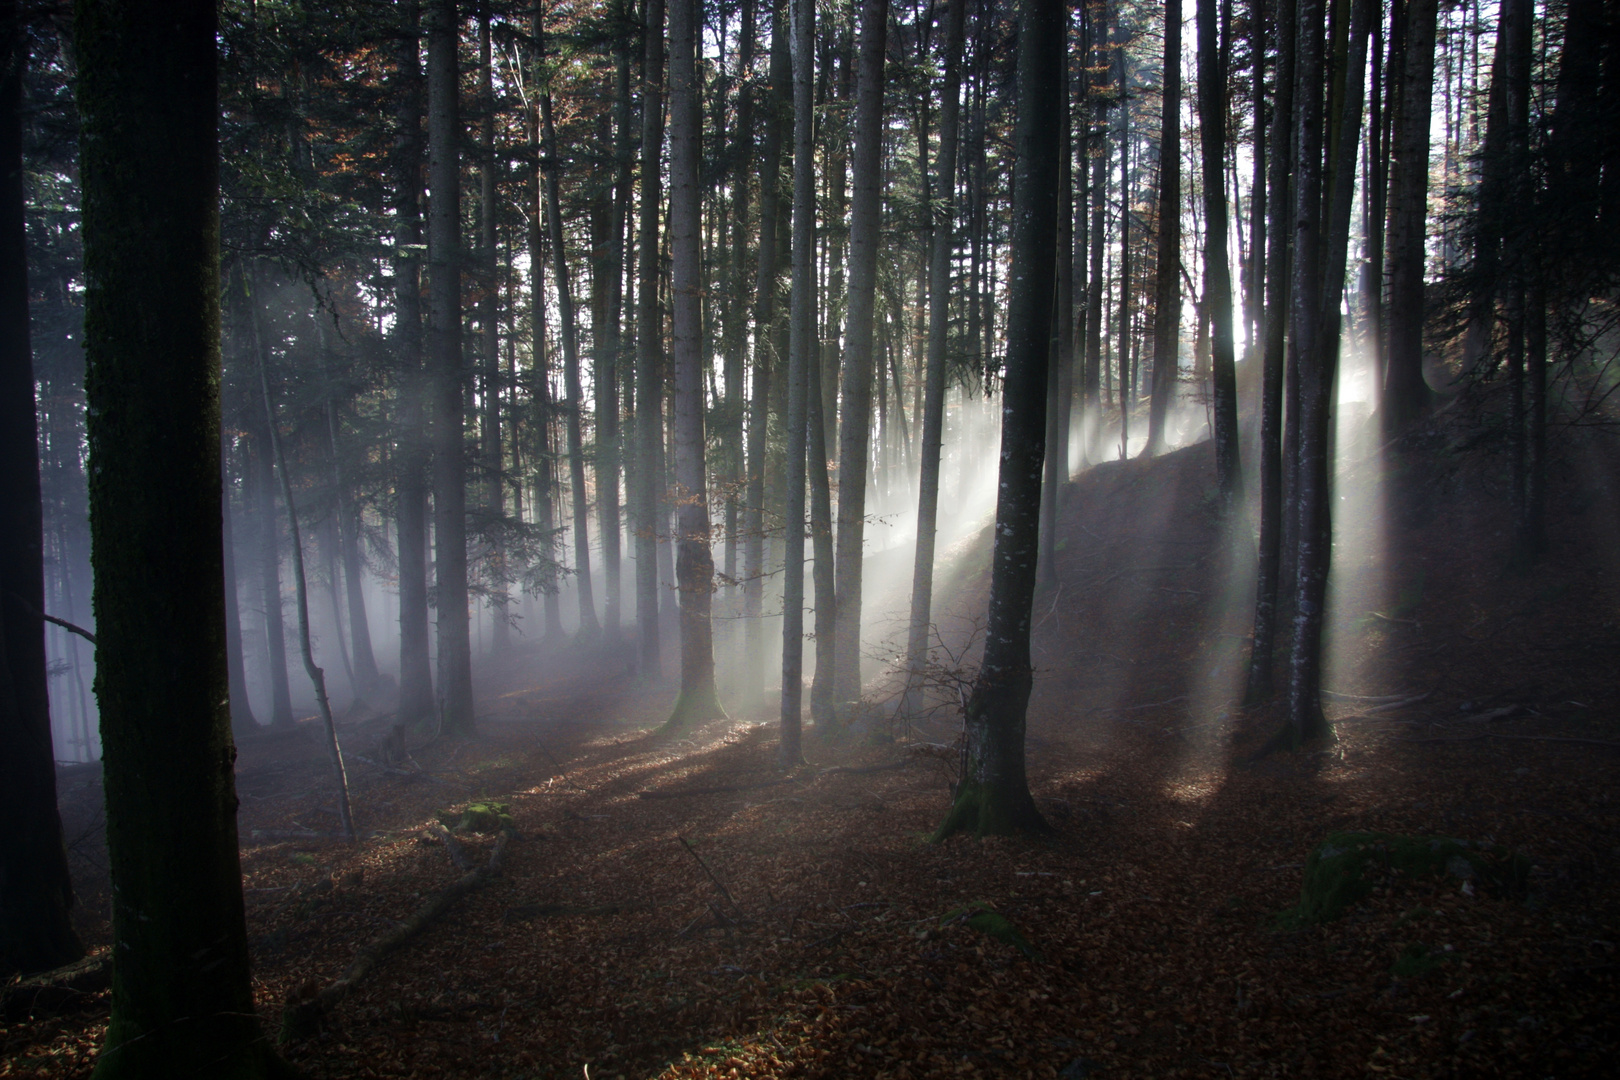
[1278,831,1530,928]
[437,801,514,834]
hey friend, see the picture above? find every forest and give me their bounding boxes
[1,0,1618,1075]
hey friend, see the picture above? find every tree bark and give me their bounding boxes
[427,0,474,734]
[1144,0,1181,458]
[1199,0,1241,505]
[666,0,726,725]
[0,0,82,975]
[76,0,290,1070]
[477,5,509,655]
[1245,0,1295,706]
[635,0,667,674]
[1380,0,1438,432]
[780,0,815,766]
[597,18,632,644]
[934,0,1062,841]
[392,0,434,724]
[906,0,967,701]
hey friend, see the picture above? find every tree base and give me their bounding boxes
[932,778,1051,841]
[1251,716,1338,760]
[663,684,728,729]
[92,1024,300,1080]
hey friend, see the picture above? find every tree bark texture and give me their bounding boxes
[635,0,667,674]
[829,0,889,716]
[427,0,474,733]
[666,0,725,725]
[935,0,1062,840]
[1145,0,1181,458]
[1198,0,1241,505]
[75,0,290,1071]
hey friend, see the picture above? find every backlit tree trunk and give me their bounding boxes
[635,0,667,674]
[1198,0,1241,504]
[1144,0,1180,458]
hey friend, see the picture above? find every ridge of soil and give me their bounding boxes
[5,417,1618,1078]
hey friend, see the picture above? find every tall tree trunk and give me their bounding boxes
[75,0,289,1070]
[1199,0,1241,504]
[635,0,667,674]
[392,0,434,724]
[1245,0,1295,705]
[427,0,474,733]
[0,0,82,974]
[1040,51,1074,585]
[780,0,815,767]
[540,90,601,639]
[829,0,889,717]
[722,0,756,650]
[935,0,1062,840]
[250,397,295,726]
[1145,0,1181,457]
[1381,0,1438,431]
[477,4,508,654]
[744,0,789,708]
[1499,0,1531,564]
[528,0,564,642]
[597,22,632,644]
[906,0,967,699]
[666,0,726,724]
[220,441,258,734]
[1083,4,1109,449]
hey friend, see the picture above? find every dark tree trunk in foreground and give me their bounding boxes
[1381,0,1438,432]
[76,0,290,1072]
[635,0,666,675]
[1198,0,1240,505]
[666,0,725,725]
[779,0,814,767]
[906,0,967,698]
[1276,0,1370,750]
[829,0,889,715]
[935,0,1061,840]
[1144,0,1180,458]
[1246,0,1295,706]
[0,0,82,975]
[392,0,434,723]
[427,0,474,734]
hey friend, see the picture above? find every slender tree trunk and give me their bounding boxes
[528,0,565,642]
[906,0,967,699]
[780,0,814,766]
[1145,0,1181,457]
[540,91,601,640]
[219,441,258,734]
[597,22,632,644]
[1040,56,1074,585]
[829,0,890,717]
[1246,0,1295,706]
[427,0,474,734]
[1381,0,1438,431]
[250,383,295,726]
[76,1,290,1069]
[1199,0,1241,504]
[935,0,1062,841]
[0,0,82,973]
[666,0,726,724]
[807,334,836,730]
[392,0,434,725]
[744,0,789,708]
[635,0,667,674]
[476,5,508,655]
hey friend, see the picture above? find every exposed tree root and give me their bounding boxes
[3,953,111,1021]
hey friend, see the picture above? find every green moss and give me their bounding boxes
[437,801,514,834]
[1277,831,1530,927]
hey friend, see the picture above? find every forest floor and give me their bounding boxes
[7,407,1620,1079]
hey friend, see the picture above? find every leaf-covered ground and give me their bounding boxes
[6,420,1619,1078]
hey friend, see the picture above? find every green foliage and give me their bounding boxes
[1277,831,1531,928]
[438,802,515,834]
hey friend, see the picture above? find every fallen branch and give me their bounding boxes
[678,836,746,921]
[249,828,352,842]
[429,822,473,871]
[280,829,513,1043]
[3,953,112,1020]
[1117,695,1190,713]
[1323,690,1420,703]
[1362,692,1433,714]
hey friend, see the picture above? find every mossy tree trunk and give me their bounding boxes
[76,0,290,1073]
[934,0,1061,842]
[0,0,83,976]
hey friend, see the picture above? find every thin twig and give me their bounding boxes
[678,836,746,921]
